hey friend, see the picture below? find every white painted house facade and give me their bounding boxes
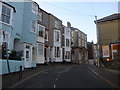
[63,23,71,62]
[53,19,62,62]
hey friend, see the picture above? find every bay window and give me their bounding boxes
[66,39,69,47]
[55,30,61,42]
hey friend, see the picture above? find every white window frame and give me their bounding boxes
[54,30,61,42]
[37,43,44,56]
[66,39,69,47]
[31,20,37,33]
[38,11,42,21]
[32,2,38,15]
[55,20,59,29]
[38,24,45,37]
[0,3,13,26]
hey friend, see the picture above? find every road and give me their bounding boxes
[11,64,119,88]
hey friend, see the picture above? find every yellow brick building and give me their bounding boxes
[95,13,120,61]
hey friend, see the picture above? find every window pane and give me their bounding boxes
[26,51,29,58]
[2,15,6,22]
[2,5,6,14]
[6,16,10,24]
[7,8,11,16]
[1,5,11,24]
[39,25,44,37]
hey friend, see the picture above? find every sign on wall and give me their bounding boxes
[102,46,110,57]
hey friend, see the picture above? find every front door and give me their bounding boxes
[25,48,31,68]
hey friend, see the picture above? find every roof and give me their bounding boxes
[49,13,62,22]
[95,13,120,23]
[40,8,50,15]
[71,27,87,36]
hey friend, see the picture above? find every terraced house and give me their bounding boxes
[0,0,88,75]
[49,14,63,63]
[39,8,50,64]
[0,0,39,68]
[62,22,71,62]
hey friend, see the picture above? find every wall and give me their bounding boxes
[48,15,54,46]
[99,20,119,43]
[21,2,37,45]
[0,59,24,75]
[98,19,119,58]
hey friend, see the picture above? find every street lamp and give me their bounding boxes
[95,16,100,67]
[3,31,11,74]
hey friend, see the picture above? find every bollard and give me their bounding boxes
[19,66,22,80]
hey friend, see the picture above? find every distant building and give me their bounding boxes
[71,27,88,64]
[93,44,99,66]
[95,13,120,61]
[87,42,94,65]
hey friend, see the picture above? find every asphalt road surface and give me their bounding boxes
[11,64,119,88]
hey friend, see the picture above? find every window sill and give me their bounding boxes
[38,36,44,38]
[30,31,37,34]
[0,21,12,27]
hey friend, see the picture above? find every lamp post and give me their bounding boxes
[3,31,11,74]
[95,16,100,67]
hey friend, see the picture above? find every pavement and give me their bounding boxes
[1,63,120,89]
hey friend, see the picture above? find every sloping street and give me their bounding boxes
[10,64,119,88]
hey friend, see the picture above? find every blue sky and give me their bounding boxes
[34,0,119,43]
